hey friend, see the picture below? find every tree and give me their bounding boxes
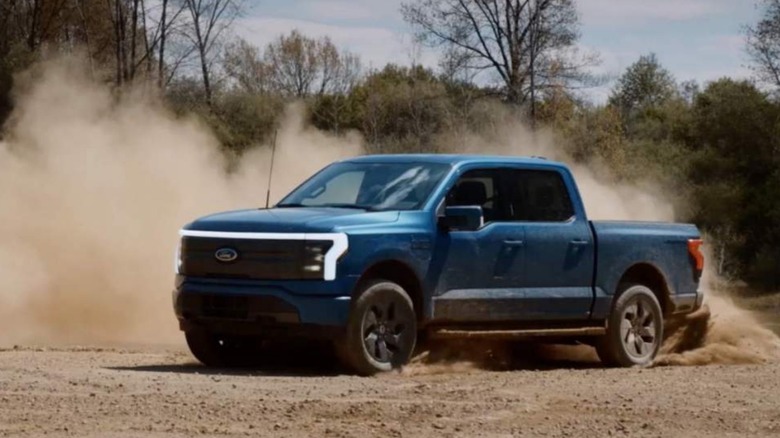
[180,0,243,106]
[0,0,96,119]
[608,54,677,119]
[746,0,780,89]
[0,0,190,87]
[687,79,780,287]
[350,65,451,152]
[679,79,700,104]
[222,32,362,133]
[402,0,596,118]
[261,30,361,98]
[157,0,171,87]
[222,37,268,94]
[140,0,189,89]
[2,0,70,52]
[106,0,156,84]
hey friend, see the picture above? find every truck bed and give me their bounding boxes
[589,221,701,318]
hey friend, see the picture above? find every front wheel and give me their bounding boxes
[596,284,663,367]
[338,280,417,375]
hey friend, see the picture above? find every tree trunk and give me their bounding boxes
[199,44,212,106]
[118,0,129,82]
[75,0,96,78]
[110,0,122,85]
[157,0,168,89]
[139,0,152,77]
[528,0,538,128]
[130,0,139,80]
[27,0,42,50]
[189,1,212,107]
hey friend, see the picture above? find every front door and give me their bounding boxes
[431,168,527,322]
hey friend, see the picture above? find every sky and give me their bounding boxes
[234,0,763,103]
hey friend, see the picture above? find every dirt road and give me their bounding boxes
[1,345,779,438]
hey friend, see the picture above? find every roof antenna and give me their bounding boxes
[264,129,278,209]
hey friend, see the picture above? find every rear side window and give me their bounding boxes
[506,170,574,222]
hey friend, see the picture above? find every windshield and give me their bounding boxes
[277,161,451,211]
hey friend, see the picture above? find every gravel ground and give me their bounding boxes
[1,345,779,437]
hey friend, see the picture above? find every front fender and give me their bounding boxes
[341,233,429,282]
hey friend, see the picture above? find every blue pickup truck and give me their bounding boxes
[174,154,705,374]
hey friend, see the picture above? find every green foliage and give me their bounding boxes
[166,77,284,154]
[686,79,780,287]
[608,54,678,126]
[211,91,285,153]
[349,65,451,152]
[627,97,692,143]
[561,105,628,173]
[310,94,360,134]
[588,62,780,289]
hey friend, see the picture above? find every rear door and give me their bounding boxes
[504,169,595,320]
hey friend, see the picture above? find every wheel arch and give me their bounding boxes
[617,263,673,317]
[354,259,425,322]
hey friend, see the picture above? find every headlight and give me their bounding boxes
[301,241,332,279]
[174,239,183,274]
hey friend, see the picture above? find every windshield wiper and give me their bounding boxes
[321,203,380,211]
[274,202,380,211]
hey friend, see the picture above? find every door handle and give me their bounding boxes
[570,239,589,246]
[503,239,525,247]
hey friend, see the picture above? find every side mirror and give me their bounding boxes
[439,206,484,231]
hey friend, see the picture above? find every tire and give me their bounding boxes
[338,280,417,376]
[185,329,260,368]
[596,284,663,367]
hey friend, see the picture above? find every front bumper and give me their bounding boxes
[173,279,352,338]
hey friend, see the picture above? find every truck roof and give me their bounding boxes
[342,154,566,169]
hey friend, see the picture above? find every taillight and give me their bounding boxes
[688,238,704,280]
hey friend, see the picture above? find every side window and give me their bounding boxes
[506,170,574,222]
[445,169,507,223]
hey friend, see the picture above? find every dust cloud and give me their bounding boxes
[437,113,674,221]
[0,59,359,346]
[0,58,777,369]
[655,270,780,366]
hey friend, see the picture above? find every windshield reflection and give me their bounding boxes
[277,161,451,211]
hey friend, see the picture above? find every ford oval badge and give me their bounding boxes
[214,247,238,263]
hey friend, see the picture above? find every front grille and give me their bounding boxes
[180,237,332,281]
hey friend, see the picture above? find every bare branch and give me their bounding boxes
[402,0,596,111]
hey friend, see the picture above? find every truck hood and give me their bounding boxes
[183,207,400,233]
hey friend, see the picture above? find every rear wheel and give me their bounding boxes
[596,284,663,367]
[338,280,417,375]
[185,329,261,368]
